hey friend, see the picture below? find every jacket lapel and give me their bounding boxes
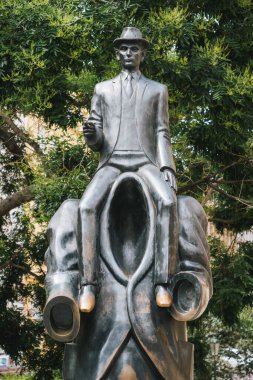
[136,75,148,122]
[136,75,149,149]
[112,73,148,114]
[136,74,148,104]
[112,74,122,119]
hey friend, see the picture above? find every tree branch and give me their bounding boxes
[208,183,253,208]
[0,111,43,155]
[0,123,24,157]
[0,186,34,217]
[216,179,253,184]
[0,256,43,282]
[0,253,19,271]
[208,217,240,224]
[221,157,252,172]
[178,175,214,193]
[178,171,252,194]
[11,264,43,282]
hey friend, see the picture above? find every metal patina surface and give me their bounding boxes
[43,27,212,380]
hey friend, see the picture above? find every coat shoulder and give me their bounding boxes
[94,79,113,94]
[144,77,168,94]
[143,76,166,87]
[95,74,120,92]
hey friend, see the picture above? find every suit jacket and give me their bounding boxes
[86,73,176,172]
[45,197,212,380]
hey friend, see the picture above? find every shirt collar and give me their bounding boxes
[121,70,141,81]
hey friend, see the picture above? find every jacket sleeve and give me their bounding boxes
[169,196,213,321]
[43,200,80,343]
[85,84,104,151]
[156,85,176,172]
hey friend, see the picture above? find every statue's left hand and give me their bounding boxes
[162,168,177,192]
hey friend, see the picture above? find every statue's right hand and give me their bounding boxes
[83,122,97,139]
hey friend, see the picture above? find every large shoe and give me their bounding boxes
[155,285,173,308]
[79,285,96,313]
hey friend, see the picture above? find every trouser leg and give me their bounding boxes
[138,164,178,285]
[78,165,121,286]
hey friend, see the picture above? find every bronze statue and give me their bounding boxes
[79,27,178,312]
[43,27,212,380]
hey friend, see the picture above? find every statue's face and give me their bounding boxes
[116,42,145,70]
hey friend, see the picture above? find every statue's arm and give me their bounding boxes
[156,85,176,184]
[43,200,80,343]
[169,196,213,321]
[83,84,104,151]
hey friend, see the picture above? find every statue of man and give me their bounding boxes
[78,27,178,312]
[44,27,212,380]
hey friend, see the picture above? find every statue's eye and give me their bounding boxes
[131,47,139,52]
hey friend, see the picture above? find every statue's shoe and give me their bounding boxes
[155,285,173,308]
[79,285,96,313]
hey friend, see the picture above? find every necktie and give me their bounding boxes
[125,73,133,97]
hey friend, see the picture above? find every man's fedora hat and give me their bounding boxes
[113,27,149,49]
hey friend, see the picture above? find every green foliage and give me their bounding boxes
[189,309,253,380]
[1,377,32,380]
[1,375,61,379]
[189,317,212,379]
[0,0,94,125]
[209,239,253,325]
[33,134,98,221]
[189,239,253,378]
